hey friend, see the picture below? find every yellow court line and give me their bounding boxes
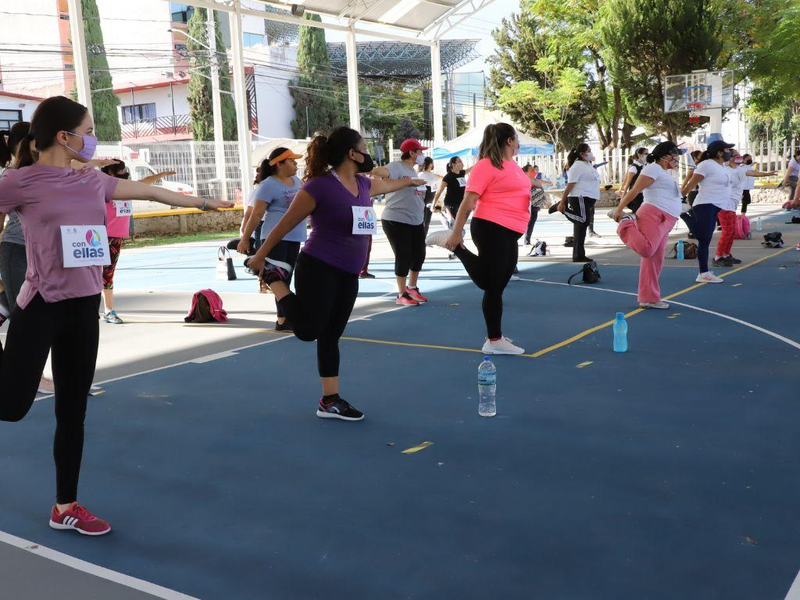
[531,245,795,358]
[340,336,485,355]
[402,441,434,454]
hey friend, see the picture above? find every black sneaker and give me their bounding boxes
[548,204,560,215]
[726,255,742,264]
[712,256,734,267]
[275,320,292,332]
[316,397,364,421]
[359,271,376,279]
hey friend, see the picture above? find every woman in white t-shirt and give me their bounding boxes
[679,140,735,284]
[781,149,800,203]
[556,143,601,262]
[616,147,648,213]
[417,157,441,236]
[609,142,681,309]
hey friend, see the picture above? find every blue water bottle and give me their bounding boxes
[677,239,684,260]
[613,312,628,353]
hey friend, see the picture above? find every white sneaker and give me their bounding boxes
[425,229,451,248]
[639,301,670,309]
[696,271,723,283]
[482,337,525,355]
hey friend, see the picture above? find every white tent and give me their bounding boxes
[432,120,554,160]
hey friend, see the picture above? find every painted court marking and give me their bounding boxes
[402,441,434,454]
[576,361,593,369]
[0,531,199,600]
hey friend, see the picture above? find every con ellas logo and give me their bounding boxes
[357,208,376,231]
[364,209,374,222]
[72,229,106,260]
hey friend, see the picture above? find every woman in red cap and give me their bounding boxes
[377,138,431,306]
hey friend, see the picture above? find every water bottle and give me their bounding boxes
[677,239,684,260]
[613,312,628,353]
[477,356,497,417]
[756,217,763,231]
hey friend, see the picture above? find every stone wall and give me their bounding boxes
[132,208,243,237]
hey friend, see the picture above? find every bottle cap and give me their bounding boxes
[616,312,625,319]
[484,355,491,361]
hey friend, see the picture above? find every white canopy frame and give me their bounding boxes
[67,0,498,199]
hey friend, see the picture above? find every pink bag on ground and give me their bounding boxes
[734,214,751,240]
[185,289,228,323]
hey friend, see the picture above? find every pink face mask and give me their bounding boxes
[733,157,743,165]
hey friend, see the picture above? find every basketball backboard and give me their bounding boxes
[664,70,735,113]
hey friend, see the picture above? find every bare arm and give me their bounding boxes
[370,166,390,179]
[139,171,177,185]
[241,205,254,235]
[432,179,447,208]
[248,191,317,272]
[680,173,704,198]
[112,179,232,210]
[444,191,478,251]
[370,177,423,197]
[614,176,654,215]
[618,171,634,195]
[745,169,776,177]
[681,167,695,189]
[238,201,269,255]
[558,182,577,211]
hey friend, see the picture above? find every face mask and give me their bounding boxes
[586,152,595,162]
[745,160,752,165]
[117,172,130,179]
[65,131,97,161]
[733,157,743,165]
[354,150,374,173]
[721,151,732,162]
[415,154,425,166]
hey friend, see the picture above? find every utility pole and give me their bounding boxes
[207,9,229,202]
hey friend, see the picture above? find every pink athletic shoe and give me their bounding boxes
[49,503,111,536]
[406,287,428,303]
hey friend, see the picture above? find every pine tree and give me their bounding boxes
[186,7,238,141]
[394,117,423,146]
[80,0,120,141]
[289,14,345,138]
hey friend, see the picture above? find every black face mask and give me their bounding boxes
[722,151,732,162]
[117,172,130,179]
[354,150,374,173]
[745,160,752,165]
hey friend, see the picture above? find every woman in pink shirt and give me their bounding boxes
[0,96,231,536]
[99,161,131,324]
[428,123,531,355]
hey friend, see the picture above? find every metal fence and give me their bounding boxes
[121,115,191,140]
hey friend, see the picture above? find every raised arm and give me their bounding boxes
[237,201,269,255]
[612,176,654,219]
[444,191,478,251]
[112,179,232,211]
[370,166,390,179]
[248,190,316,273]
[680,173,704,198]
[369,176,424,197]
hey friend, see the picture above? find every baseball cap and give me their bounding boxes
[706,139,735,157]
[399,139,428,153]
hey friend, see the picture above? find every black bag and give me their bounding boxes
[216,247,237,281]
[568,260,601,285]
[564,236,574,247]
[762,232,785,248]
[527,240,548,257]
[788,216,800,224]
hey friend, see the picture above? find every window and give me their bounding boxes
[121,103,157,124]
[170,3,194,23]
[243,33,265,48]
[0,109,22,130]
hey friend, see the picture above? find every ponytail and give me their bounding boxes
[446,157,459,173]
[478,122,516,169]
[0,122,32,169]
[15,134,37,169]
[566,142,590,169]
[259,146,292,182]
[14,96,87,169]
[304,135,331,182]
[303,126,363,182]
[697,151,711,164]
[0,131,11,168]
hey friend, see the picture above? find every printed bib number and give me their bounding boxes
[351,206,377,236]
[61,225,111,268]
[457,177,466,187]
[114,200,132,217]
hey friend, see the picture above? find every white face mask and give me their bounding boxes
[585,152,595,162]
[415,154,425,166]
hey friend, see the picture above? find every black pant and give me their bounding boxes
[0,242,27,311]
[563,196,596,261]
[680,203,720,273]
[267,240,300,319]
[524,207,540,244]
[454,218,520,339]
[423,189,434,236]
[741,189,751,214]
[277,252,359,378]
[0,293,100,504]
[381,219,427,278]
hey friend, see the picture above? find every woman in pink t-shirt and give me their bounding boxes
[0,96,232,536]
[99,161,131,324]
[427,123,531,355]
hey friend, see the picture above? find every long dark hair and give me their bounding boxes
[478,123,517,169]
[628,147,648,165]
[101,160,126,177]
[421,157,434,172]
[16,96,88,169]
[446,156,462,174]
[0,121,31,168]
[304,127,362,182]
[259,147,292,181]
[647,142,678,164]
[567,143,591,169]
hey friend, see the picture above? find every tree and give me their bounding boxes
[185,7,238,141]
[395,117,423,145]
[289,14,343,137]
[599,0,725,141]
[487,4,592,151]
[79,0,120,141]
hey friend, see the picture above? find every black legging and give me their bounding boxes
[277,252,359,378]
[680,203,720,273]
[381,219,426,278]
[741,189,751,214]
[267,240,300,319]
[454,217,520,340]
[0,293,100,504]
[423,189,434,236]
[524,207,539,244]
[563,196,597,261]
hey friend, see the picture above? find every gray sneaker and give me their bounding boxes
[103,310,123,324]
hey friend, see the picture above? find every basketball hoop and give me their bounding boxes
[686,102,706,124]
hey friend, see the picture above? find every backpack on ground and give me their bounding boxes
[568,260,601,285]
[788,215,800,224]
[185,289,228,323]
[669,241,698,259]
[527,240,548,257]
[734,214,751,240]
[762,232,784,248]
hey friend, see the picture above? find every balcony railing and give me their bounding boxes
[121,114,191,139]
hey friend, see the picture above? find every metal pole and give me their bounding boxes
[170,81,177,134]
[345,26,361,132]
[66,0,93,117]
[229,0,254,200]
[207,7,229,202]
[472,92,476,126]
[131,89,137,139]
[430,40,444,146]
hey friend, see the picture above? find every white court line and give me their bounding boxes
[0,531,200,600]
[785,571,800,600]
[520,278,800,353]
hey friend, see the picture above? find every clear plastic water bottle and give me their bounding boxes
[677,239,685,260]
[756,217,763,231]
[477,356,497,417]
[613,312,628,353]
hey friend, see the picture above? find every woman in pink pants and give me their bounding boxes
[608,142,682,309]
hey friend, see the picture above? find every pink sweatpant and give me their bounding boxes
[618,203,677,303]
[716,210,736,257]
